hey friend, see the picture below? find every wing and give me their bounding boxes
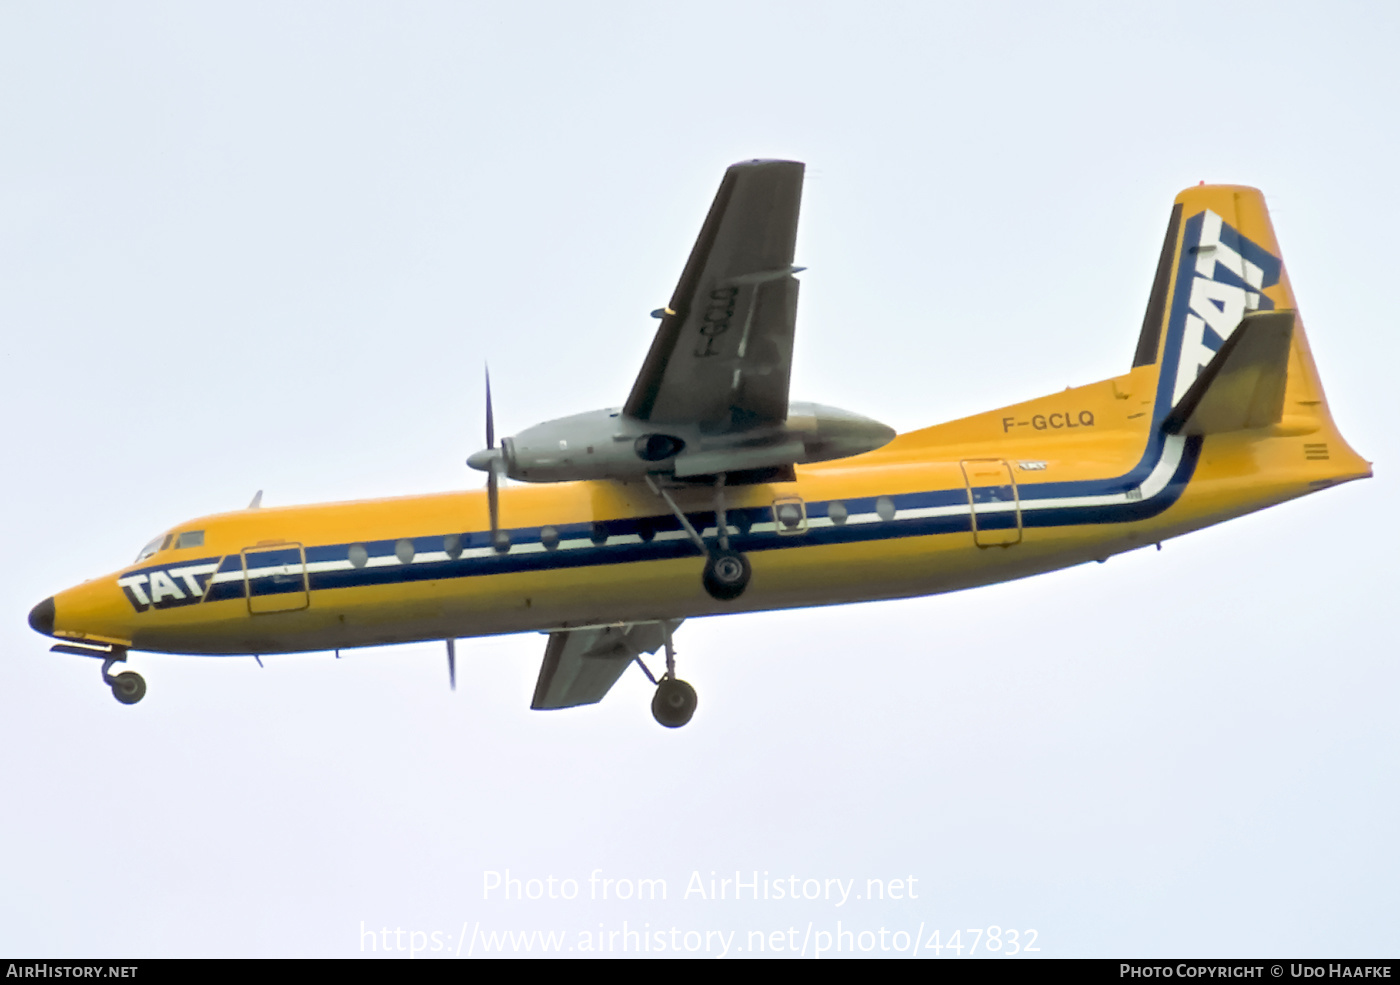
[530,620,682,710]
[624,160,805,430]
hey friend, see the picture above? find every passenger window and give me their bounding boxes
[772,497,808,535]
[176,530,205,549]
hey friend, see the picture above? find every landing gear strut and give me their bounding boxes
[641,621,697,728]
[646,472,752,602]
[102,656,146,705]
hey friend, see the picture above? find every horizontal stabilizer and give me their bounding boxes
[1162,310,1295,436]
[531,620,681,710]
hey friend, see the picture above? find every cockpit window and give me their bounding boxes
[175,530,205,549]
[135,536,164,563]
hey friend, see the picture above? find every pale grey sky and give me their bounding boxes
[1,1,1395,958]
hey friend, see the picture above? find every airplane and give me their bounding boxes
[27,160,1371,727]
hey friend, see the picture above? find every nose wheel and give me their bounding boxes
[102,657,146,705]
[110,672,147,704]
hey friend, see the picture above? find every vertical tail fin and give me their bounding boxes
[1133,185,1341,437]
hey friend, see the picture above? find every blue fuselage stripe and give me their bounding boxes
[170,434,1204,601]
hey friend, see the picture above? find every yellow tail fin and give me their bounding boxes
[1134,185,1338,436]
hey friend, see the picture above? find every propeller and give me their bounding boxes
[466,365,506,552]
[451,368,508,692]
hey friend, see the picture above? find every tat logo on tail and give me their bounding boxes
[1165,209,1283,408]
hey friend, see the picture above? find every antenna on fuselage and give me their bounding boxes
[247,490,263,510]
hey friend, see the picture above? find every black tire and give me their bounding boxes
[111,671,146,705]
[702,549,751,601]
[651,678,697,728]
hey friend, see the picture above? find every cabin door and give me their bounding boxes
[242,544,310,614]
[959,460,1022,547]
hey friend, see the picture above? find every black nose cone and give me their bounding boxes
[28,597,55,637]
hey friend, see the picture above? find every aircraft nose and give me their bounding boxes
[28,596,55,637]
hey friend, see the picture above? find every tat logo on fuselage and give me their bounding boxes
[1165,209,1284,409]
[117,559,219,612]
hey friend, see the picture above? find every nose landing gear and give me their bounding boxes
[102,656,146,705]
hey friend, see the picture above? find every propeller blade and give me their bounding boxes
[487,466,501,551]
[447,638,457,691]
[485,365,495,451]
[481,363,504,551]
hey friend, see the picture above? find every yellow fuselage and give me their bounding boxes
[41,361,1368,658]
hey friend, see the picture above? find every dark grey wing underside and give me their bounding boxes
[530,621,682,710]
[624,160,805,431]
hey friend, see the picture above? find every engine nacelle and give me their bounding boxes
[471,403,895,484]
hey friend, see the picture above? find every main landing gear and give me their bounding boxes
[646,472,752,602]
[637,622,697,728]
[102,656,146,705]
[703,549,750,601]
[652,678,697,729]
